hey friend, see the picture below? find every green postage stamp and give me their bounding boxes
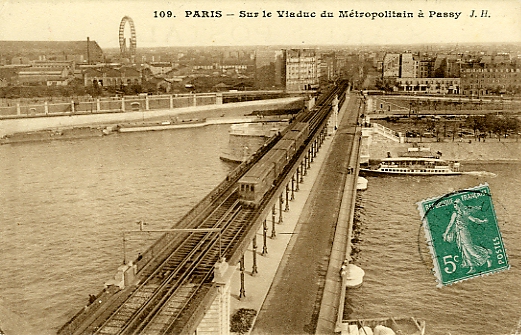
[417,183,509,287]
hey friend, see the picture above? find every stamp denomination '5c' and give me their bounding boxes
[417,183,509,287]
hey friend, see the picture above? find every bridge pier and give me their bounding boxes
[197,259,234,335]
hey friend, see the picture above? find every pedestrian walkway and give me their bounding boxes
[228,93,360,334]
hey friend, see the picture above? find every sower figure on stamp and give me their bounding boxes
[443,199,492,274]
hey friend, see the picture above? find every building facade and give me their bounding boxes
[460,67,521,96]
[83,67,142,87]
[396,78,460,94]
[319,52,337,83]
[383,53,419,79]
[399,53,417,78]
[283,49,318,91]
[418,59,433,78]
[254,49,284,89]
[382,53,401,78]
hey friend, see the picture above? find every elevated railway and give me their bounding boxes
[59,81,350,335]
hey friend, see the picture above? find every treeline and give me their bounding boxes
[0,83,88,99]
[1,83,154,100]
[465,114,520,140]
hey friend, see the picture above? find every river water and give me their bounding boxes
[0,125,233,334]
[349,162,521,335]
[1,125,520,335]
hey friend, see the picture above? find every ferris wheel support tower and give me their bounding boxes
[119,16,137,62]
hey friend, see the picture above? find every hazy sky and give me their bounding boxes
[0,0,520,48]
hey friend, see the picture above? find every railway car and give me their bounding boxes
[291,122,309,136]
[238,157,274,207]
[237,121,310,207]
[272,138,297,162]
[291,122,309,148]
[286,122,309,149]
[238,149,287,207]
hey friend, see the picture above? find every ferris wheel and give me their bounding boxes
[119,16,136,60]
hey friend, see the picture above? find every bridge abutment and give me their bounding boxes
[197,260,234,335]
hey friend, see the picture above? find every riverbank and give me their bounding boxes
[0,115,288,145]
[368,140,521,162]
[0,127,106,145]
[0,97,304,137]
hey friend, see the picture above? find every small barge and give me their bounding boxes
[117,118,207,133]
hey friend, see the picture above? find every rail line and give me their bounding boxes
[59,82,350,335]
[85,190,254,335]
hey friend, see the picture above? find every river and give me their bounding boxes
[349,162,521,335]
[1,127,520,334]
[0,125,233,334]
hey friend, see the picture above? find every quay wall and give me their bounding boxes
[0,97,304,137]
[368,140,521,162]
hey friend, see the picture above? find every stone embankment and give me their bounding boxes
[0,97,304,138]
[369,140,521,162]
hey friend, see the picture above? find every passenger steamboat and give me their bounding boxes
[359,157,461,176]
[360,147,461,176]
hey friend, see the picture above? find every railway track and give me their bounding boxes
[144,208,255,335]
[87,189,254,335]
[306,81,349,134]
[59,83,350,335]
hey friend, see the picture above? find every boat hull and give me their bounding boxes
[343,317,425,335]
[359,168,462,177]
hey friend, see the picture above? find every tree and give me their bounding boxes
[505,116,520,137]
[465,116,483,136]
[375,77,395,92]
[483,115,519,140]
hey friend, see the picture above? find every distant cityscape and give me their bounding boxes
[1,16,521,99]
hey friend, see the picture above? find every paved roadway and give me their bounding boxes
[251,94,360,334]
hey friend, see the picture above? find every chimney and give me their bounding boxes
[87,37,90,65]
